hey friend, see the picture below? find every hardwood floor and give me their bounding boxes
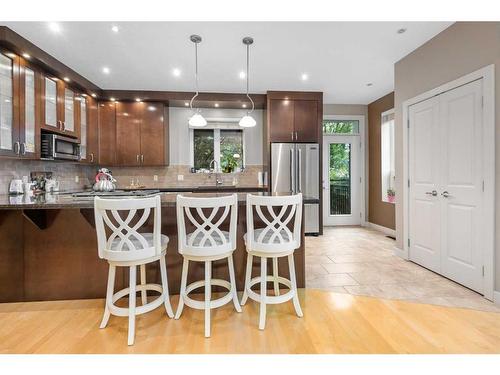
[1,289,500,354]
[306,227,500,313]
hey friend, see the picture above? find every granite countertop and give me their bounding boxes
[0,191,319,210]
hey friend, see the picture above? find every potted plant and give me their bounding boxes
[221,153,240,173]
[387,188,396,203]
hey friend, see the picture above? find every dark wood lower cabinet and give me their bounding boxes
[0,206,305,303]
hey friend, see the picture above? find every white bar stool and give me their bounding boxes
[241,193,303,330]
[94,195,174,346]
[175,194,241,338]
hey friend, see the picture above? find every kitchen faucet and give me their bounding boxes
[209,159,223,185]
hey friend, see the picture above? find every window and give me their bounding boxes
[323,119,359,134]
[193,128,243,173]
[381,109,395,203]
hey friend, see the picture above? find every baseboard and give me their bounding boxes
[367,222,396,237]
[393,246,408,259]
[493,291,500,307]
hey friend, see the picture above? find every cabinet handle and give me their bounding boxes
[21,142,26,155]
[136,155,140,163]
[14,141,20,155]
[62,122,65,131]
[90,153,94,163]
[141,155,144,164]
[291,132,294,141]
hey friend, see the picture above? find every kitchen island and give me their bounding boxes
[0,192,305,303]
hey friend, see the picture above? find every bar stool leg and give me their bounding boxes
[272,257,280,296]
[241,253,253,306]
[175,258,189,319]
[159,255,174,318]
[128,266,137,346]
[288,254,303,318]
[204,260,212,338]
[100,264,116,329]
[259,257,267,330]
[140,264,147,305]
[228,254,242,313]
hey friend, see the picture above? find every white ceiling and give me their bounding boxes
[3,22,453,104]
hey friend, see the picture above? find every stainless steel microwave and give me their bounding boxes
[41,133,80,161]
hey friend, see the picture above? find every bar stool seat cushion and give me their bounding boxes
[244,229,298,254]
[109,233,169,252]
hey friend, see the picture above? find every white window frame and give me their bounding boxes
[189,117,246,171]
[381,108,395,203]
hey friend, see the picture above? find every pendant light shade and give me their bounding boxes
[239,36,256,128]
[188,34,206,127]
[239,115,256,128]
[189,113,208,127]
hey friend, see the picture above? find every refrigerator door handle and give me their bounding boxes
[297,148,302,193]
[290,148,295,193]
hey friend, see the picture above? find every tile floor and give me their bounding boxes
[305,226,500,313]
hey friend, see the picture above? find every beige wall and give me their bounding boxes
[394,22,500,289]
[323,104,369,222]
[368,92,395,230]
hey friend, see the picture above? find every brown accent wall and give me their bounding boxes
[368,92,395,230]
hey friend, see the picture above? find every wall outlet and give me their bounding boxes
[153,175,158,182]
[75,175,79,183]
[177,174,184,181]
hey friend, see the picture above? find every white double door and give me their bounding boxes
[409,79,484,293]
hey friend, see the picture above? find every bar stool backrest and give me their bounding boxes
[94,195,161,262]
[176,194,238,256]
[246,193,302,253]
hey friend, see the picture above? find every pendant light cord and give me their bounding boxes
[246,43,254,114]
[190,41,199,110]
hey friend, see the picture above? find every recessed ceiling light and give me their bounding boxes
[172,68,181,77]
[214,103,219,107]
[91,93,97,98]
[239,71,246,79]
[102,67,110,74]
[242,104,247,108]
[366,83,373,87]
[301,73,309,81]
[184,102,189,106]
[397,28,407,34]
[48,22,61,33]
[110,97,116,102]
[135,98,141,102]
[63,77,70,82]
[111,25,119,33]
[22,53,30,59]
[147,106,156,111]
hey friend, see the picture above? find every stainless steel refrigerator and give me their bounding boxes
[271,143,320,235]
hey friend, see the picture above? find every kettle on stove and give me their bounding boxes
[93,168,117,192]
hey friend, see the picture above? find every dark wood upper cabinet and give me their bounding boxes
[294,100,318,142]
[40,76,79,139]
[116,102,142,166]
[18,59,40,158]
[269,99,295,142]
[140,103,167,166]
[86,96,99,164]
[0,49,20,157]
[98,102,116,166]
[114,101,168,167]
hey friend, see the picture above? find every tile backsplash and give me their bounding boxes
[111,165,265,189]
[0,160,265,194]
[0,160,96,194]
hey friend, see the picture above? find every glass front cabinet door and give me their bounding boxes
[0,51,16,156]
[20,63,37,157]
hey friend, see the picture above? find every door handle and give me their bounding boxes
[425,190,437,196]
[441,191,451,198]
[297,148,302,193]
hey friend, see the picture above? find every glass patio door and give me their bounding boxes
[323,135,361,226]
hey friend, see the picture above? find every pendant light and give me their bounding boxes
[239,37,256,128]
[188,34,207,127]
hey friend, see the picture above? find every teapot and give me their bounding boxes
[93,168,117,192]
